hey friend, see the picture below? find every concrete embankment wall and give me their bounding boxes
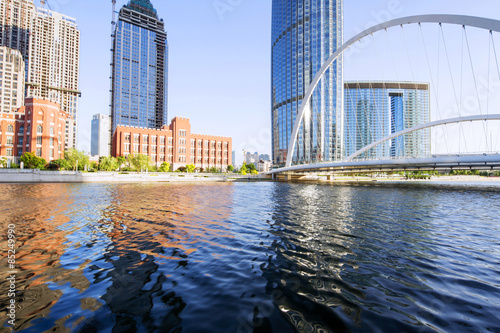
[0,170,257,183]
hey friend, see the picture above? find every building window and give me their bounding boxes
[224,143,228,150]
[178,156,186,162]
[125,134,131,142]
[50,127,54,135]
[19,126,24,134]
[37,125,43,134]
[27,125,31,134]
[168,147,173,154]
[50,138,54,147]
[151,154,157,161]
[191,148,195,155]
[160,146,165,153]
[217,143,222,149]
[134,134,140,143]
[143,135,149,143]
[36,148,42,157]
[179,138,186,146]
[168,156,173,163]
[6,148,13,156]
[179,147,186,154]
[190,139,195,146]
[6,136,13,145]
[50,149,54,159]
[18,137,23,146]
[133,144,139,152]
[179,130,186,137]
[198,140,202,146]
[160,137,165,144]
[7,124,14,133]
[197,148,202,155]
[18,149,23,157]
[168,137,173,145]
[211,142,216,149]
[190,157,195,163]
[152,136,157,144]
[124,143,130,151]
[152,146,157,153]
[37,136,42,145]
[160,155,165,162]
[143,145,149,153]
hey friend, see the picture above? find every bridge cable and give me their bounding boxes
[419,23,450,155]
[441,24,466,154]
[402,26,416,81]
[489,31,500,152]
[464,26,490,153]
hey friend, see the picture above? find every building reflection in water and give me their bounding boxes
[262,183,436,332]
[78,183,235,332]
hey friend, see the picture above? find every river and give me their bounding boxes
[0,181,499,332]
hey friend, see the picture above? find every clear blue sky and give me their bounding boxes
[35,0,500,164]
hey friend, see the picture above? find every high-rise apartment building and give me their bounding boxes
[0,46,25,113]
[27,7,80,149]
[344,81,431,160]
[0,0,35,77]
[91,114,111,157]
[0,1,80,149]
[271,0,343,167]
[111,0,168,134]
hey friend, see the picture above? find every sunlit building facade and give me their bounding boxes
[344,81,431,160]
[111,0,168,132]
[271,0,343,167]
[0,47,25,113]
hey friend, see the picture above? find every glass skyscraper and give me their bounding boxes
[271,0,343,167]
[111,0,168,132]
[344,81,431,160]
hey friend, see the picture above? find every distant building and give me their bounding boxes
[0,98,72,164]
[91,114,111,157]
[232,150,236,167]
[344,81,431,159]
[0,47,25,113]
[259,154,270,162]
[111,0,168,132]
[257,160,272,173]
[112,117,232,171]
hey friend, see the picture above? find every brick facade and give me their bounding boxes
[112,117,232,171]
[0,98,72,164]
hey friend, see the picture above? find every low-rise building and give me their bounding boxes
[112,117,232,171]
[0,98,72,164]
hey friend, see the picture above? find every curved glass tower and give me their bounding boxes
[271,0,343,167]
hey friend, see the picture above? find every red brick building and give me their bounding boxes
[112,117,232,171]
[0,98,72,164]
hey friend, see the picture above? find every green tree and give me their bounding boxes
[47,159,71,170]
[117,156,126,170]
[64,148,89,171]
[209,167,218,173]
[128,154,151,173]
[251,169,258,175]
[158,162,170,172]
[20,152,47,169]
[247,163,257,172]
[240,163,248,175]
[99,156,119,171]
[0,157,7,168]
[227,165,234,172]
[186,164,196,173]
[90,161,99,171]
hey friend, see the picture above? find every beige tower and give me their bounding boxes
[0,0,36,77]
[26,7,80,149]
[0,46,25,113]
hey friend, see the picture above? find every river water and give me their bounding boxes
[0,181,499,332]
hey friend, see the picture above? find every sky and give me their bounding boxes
[33,0,500,165]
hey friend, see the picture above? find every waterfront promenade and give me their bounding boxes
[0,170,261,183]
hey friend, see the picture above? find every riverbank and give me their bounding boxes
[0,169,264,183]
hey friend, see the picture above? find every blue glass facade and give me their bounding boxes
[111,0,167,131]
[271,0,343,167]
[344,82,431,160]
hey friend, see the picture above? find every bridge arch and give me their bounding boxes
[285,14,500,168]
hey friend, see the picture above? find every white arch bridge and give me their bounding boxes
[270,14,500,176]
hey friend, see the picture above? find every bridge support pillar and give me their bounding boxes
[285,174,292,181]
[272,173,277,181]
[327,175,334,181]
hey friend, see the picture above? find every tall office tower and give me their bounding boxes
[271,0,343,167]
[111,0,168,134]
[0,0,36,78]
[344,81,431,160]
[26,7,80,149]
[0,47,25,113]
[91,113,111,157]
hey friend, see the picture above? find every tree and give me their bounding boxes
[117,156,126,171]
[186,164,196,173]
[128,154,151,173]
[20,152,47,169]
[99,156,119,171]
[209,167,218,173]
[240,163,248,175]
[158,162,170,172]
[64,148,89,171]
[0,157,7,168]
[227,165,234,172]
[247,163,257,172]
[47,159,71,171]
